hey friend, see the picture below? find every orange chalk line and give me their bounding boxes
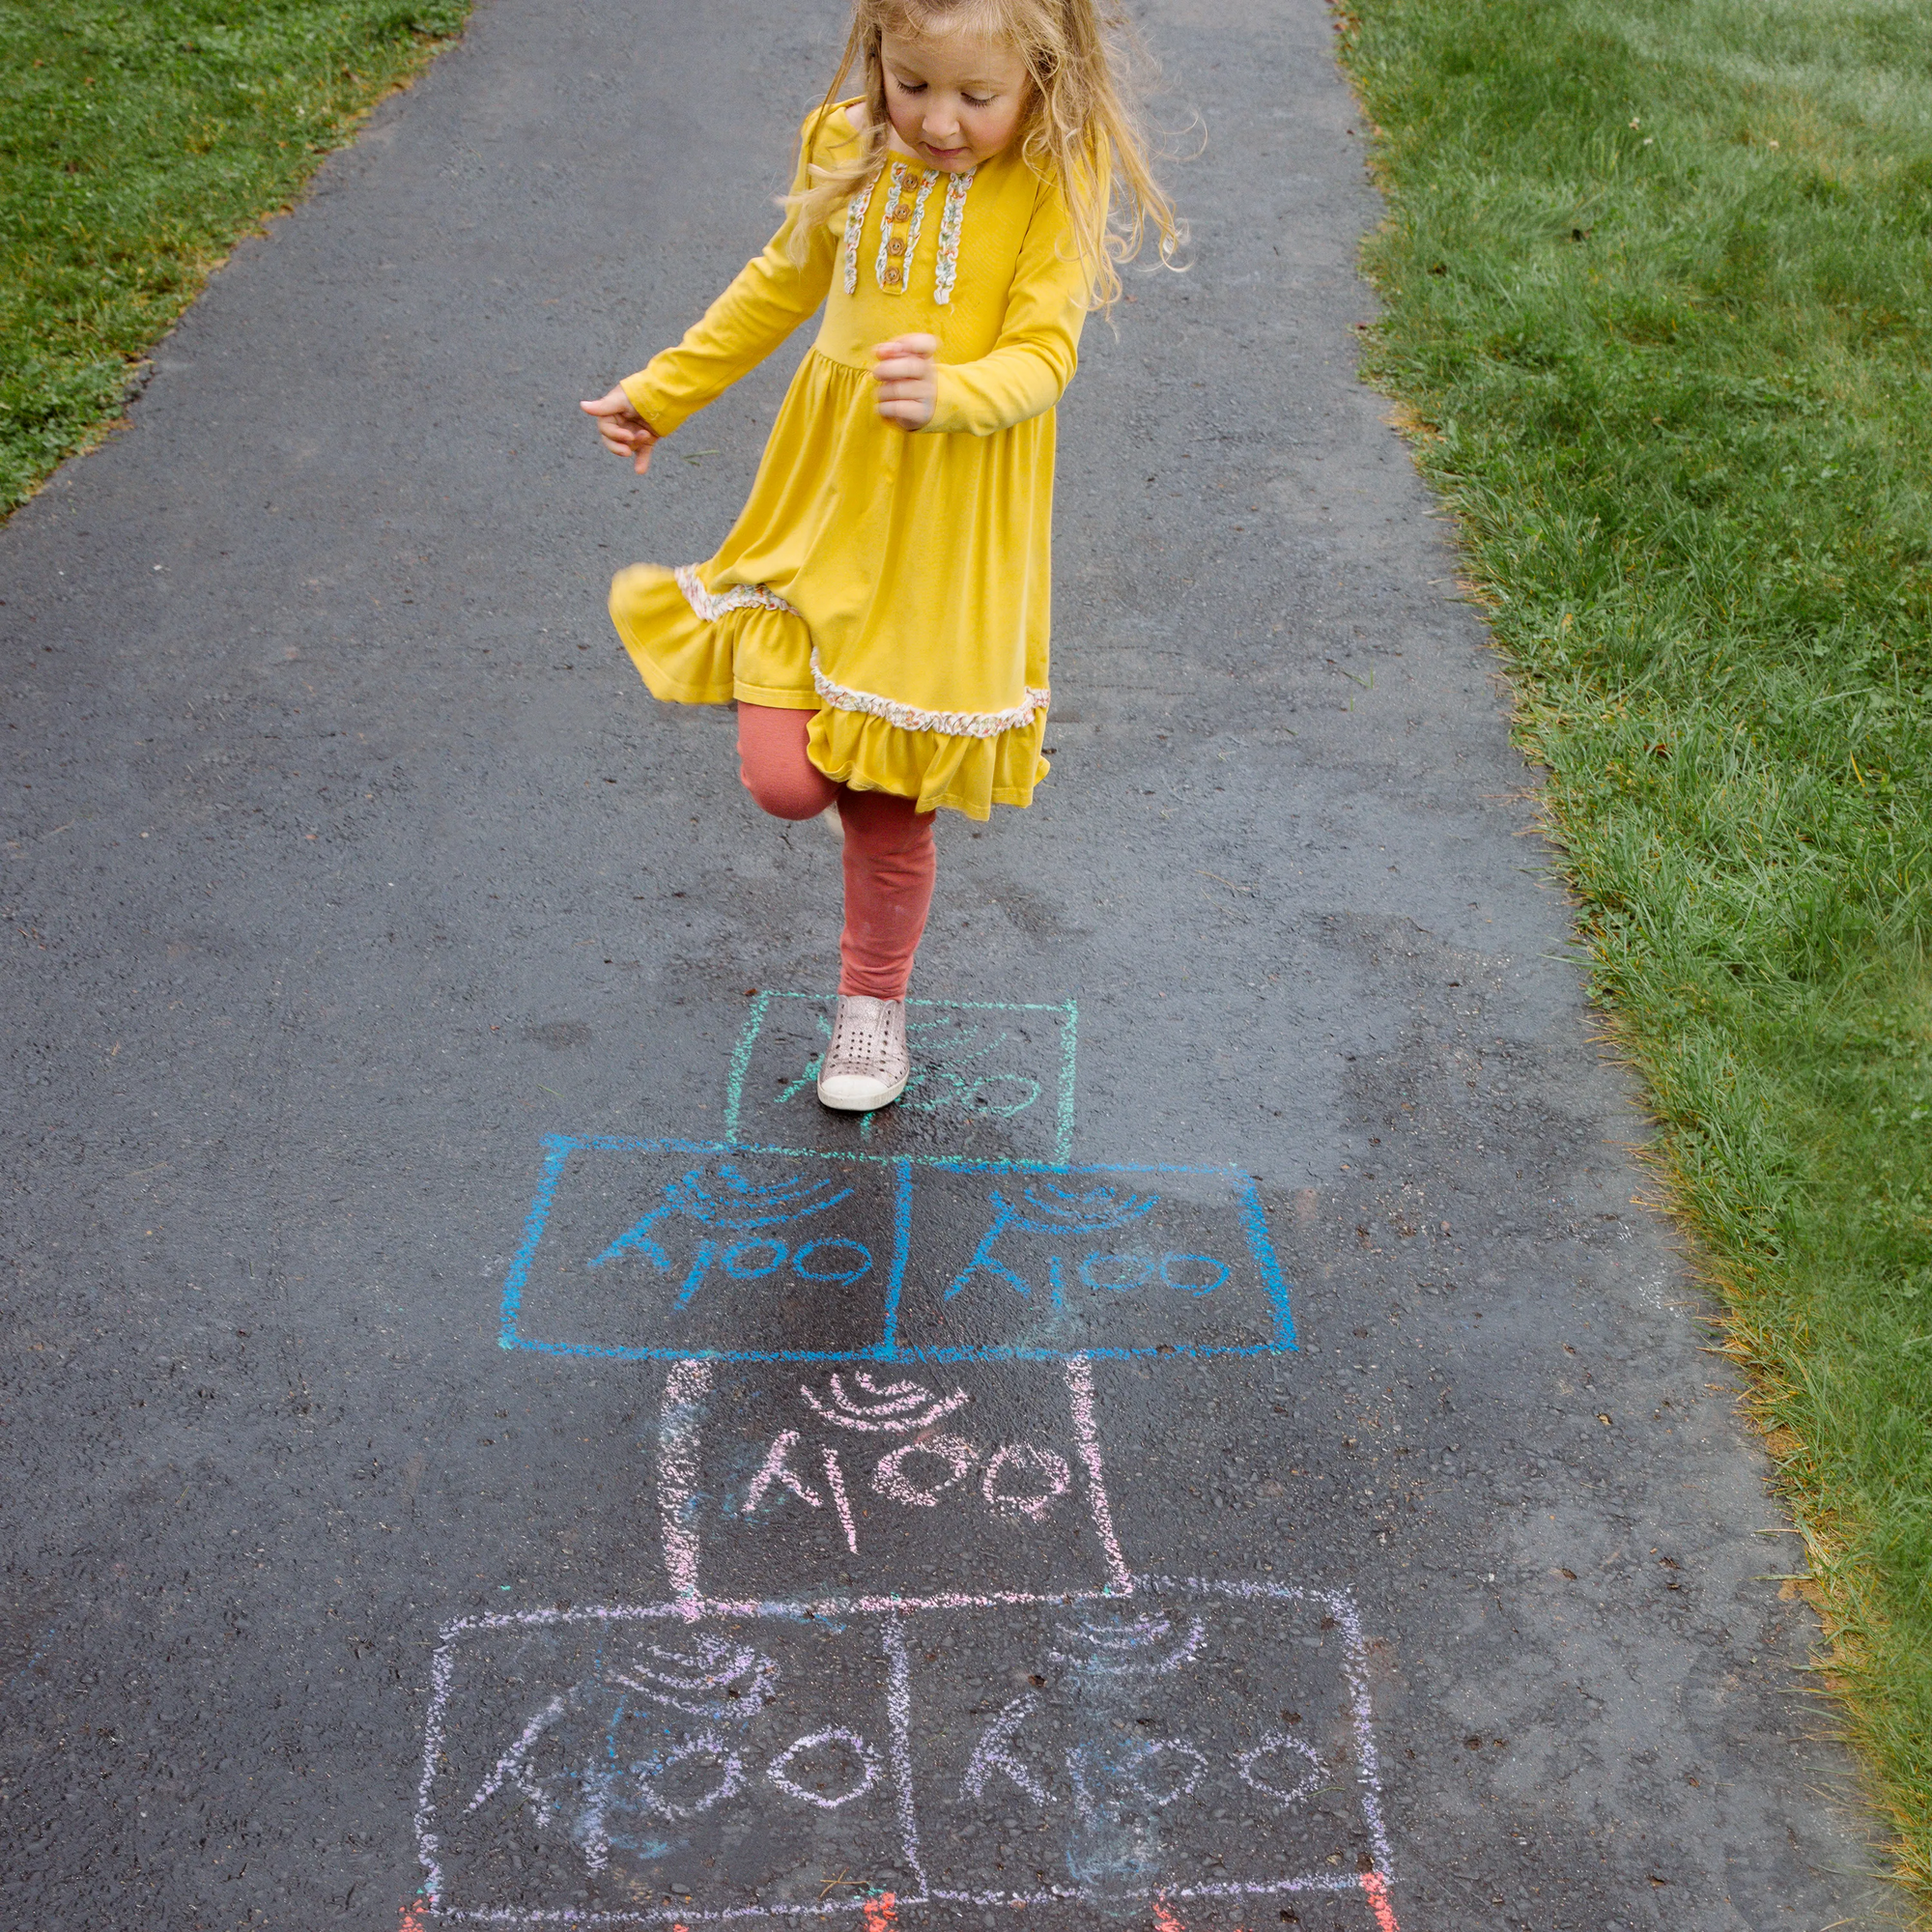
[1360,1869,1402,1932]
[1153,1873,1401,1932]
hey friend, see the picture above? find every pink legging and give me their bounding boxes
[737,703,936,1002]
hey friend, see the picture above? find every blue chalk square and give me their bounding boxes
[499,1137,908,1365]
[724,991,1077,1163]
[498,1140,1294,1366]
[898,1159,1295,1361]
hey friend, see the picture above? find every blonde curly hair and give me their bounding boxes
[785,0,1183,310]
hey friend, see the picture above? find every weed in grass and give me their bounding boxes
[1341,0,1932,1899]
[0,0,469,517]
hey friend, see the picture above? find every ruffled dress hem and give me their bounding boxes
[608,561,1045,821]
[808,708,1047,822]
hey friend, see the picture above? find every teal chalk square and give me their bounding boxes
[724,992,1078,1163]
[497,1138,1296,1366]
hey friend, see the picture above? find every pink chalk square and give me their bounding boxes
[690,1362,1129,1606]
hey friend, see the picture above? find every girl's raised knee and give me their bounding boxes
[741,764,836,821]
[737,702,838,818]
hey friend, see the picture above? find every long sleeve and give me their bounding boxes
[620,114,841,437]
[924,171,1090,437]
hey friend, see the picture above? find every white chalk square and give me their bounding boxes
[415,1585,1395,1926]
[689,1361,1130,1606]
[421,1605,914,1920]
[908,1590,1377,1909]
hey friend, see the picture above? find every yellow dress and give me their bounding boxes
[608,102,1089,820]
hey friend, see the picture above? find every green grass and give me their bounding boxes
[0,0,469,517]
[1338,0,1932,1896]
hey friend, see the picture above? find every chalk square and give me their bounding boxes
[908,1588,1381,1912]
[420,1605,916,1920]
[724,992,1077,1163]
[685,1363,1129,1606]
[499,1138,905,1365]
[894,1161,1296,1361]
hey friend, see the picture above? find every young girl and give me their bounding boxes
[582,0,1178,1112]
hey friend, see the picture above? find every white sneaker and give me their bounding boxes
[816,995,910,1112]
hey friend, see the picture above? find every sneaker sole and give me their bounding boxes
[816,1069,910,1112]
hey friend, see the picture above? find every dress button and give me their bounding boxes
[888,238,906,256]
[882,269,901,287]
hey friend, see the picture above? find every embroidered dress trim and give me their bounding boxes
[673,563,800,623]
[840,166,882,296]
[896,165,939,289]
[874,160,908,292]
[810,647,1047,739]
[847,159,972,299]
[933,167,977,305]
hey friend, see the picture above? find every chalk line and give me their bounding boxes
[723,989,773,1145]
[879,1614,928,1898]
[660,1360,713,1604]
[1361,1869,1403,1932]
[413,1618,460,1915]
[1054,996,1078,1164]
[1149,1875,1403,1932]
[821,1446,859,1553]
[1065,1353,1133,1594]
[743,1430,824,1517]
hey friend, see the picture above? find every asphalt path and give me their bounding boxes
[0,1,1891,1927]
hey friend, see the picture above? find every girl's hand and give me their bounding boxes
[580,386,659,473]
[872,334,939,430]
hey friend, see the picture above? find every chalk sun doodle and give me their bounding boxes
[724,993,1078,1162]
[413,1583,1393,1928]
[497,1140,1294,1365]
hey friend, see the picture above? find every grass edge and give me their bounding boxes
[1330,81,1932,1930]
[2,14,469,526]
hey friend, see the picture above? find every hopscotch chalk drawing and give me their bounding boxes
[497,1139,1294,1365]
[437,994,1405,1930]
[413,1582,1393,1927]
